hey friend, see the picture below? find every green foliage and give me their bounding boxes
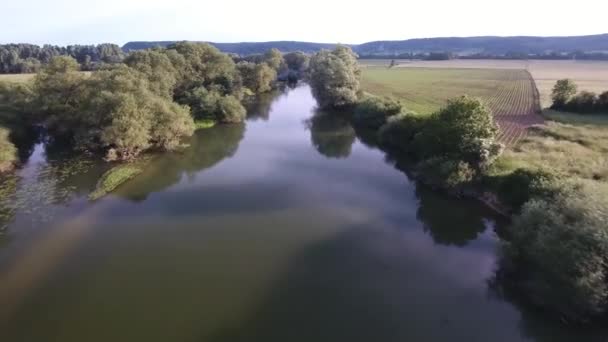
[565,91,598,113]
[0,127,17,172]
[505,180,608,321]
[264,48,286,72]
[237,61,276,93]
[486,168,557,210]
[353,95,403,128]
[379,96,502,171]
[309,46,361,108]
[0,43,124,74]
[124,49,178,98]
[417,157,475,190]
[0,80,35,114]
[182,87,246,123]
[413,96,502,169]
[378,113,425,152]
[283,51,309,72]
[89,162,146,200]
[551,79,578,108]
[194,119,216,129]
[168,42,242,99]
[33,56,87,134]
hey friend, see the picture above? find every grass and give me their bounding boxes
[89,162,147,201]
[490,117,608,183]
[361,67,534,114]
[542,109,608,125]
[367,59,608,109]
[0,73,36,83]
[194,119,217,129]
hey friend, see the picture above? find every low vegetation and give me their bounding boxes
[89,161,147,201]
[353,95,404,129]
[0,127,17,172]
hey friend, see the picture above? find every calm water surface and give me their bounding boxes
[0,85,606,341]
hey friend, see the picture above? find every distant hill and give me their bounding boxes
[122,41,339,54]
[123,34,608,57]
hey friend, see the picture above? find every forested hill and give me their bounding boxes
[122,41,339,54]
[123,34,608,57]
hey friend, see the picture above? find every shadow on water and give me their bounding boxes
[415,184,498,247]
[115,123,246,202]
[307,111,356,159]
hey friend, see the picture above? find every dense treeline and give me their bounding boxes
[0,43,124,73]
[0,42,292,162]
[551,79,608,113]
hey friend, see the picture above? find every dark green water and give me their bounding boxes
[0,85,606,341]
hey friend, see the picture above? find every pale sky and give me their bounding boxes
[3,0,607,46]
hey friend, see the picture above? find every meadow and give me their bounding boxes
[361,59,608,108]
[0,73,35,83]
[361,67,541,145]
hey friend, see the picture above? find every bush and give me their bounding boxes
[505,180,608,322]
[89,162,146,200]
[416,157,475,190]
[565,91,598,113]
[378,113,426,153]
[412,96,502,169]
[489,168,557,210]
[216,95,247,123]
[0,127,17,172]
[182,87,246,123]
[353,96,403,129]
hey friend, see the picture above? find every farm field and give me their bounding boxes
[361,67,542,145]
[360,59,608,108]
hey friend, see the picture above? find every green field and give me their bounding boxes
[0,73,35,83]
[361,66,542,145]
[361,59,608,108]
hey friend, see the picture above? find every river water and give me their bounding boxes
[0,84,605,341]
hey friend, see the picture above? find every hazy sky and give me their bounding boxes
[3,0,607,45]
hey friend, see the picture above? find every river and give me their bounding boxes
[0,84,605,341]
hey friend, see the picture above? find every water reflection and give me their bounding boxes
[308,112,356,159]
[245,90,282,121]
[115,123,246,201]
[415,184,491,246]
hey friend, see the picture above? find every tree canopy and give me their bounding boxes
[308,46,361,108]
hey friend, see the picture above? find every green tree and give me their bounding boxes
[505,180,608,321]
[264,48,286,72]
[551,79,578,109]
[168,42,242,99]
[33,56,87,135]
[183,87,246,123]
[237,61,276,94]
[309,46,361,108]
[283,51,310,72]
[413,96,502,169]
[124,49,178,98]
